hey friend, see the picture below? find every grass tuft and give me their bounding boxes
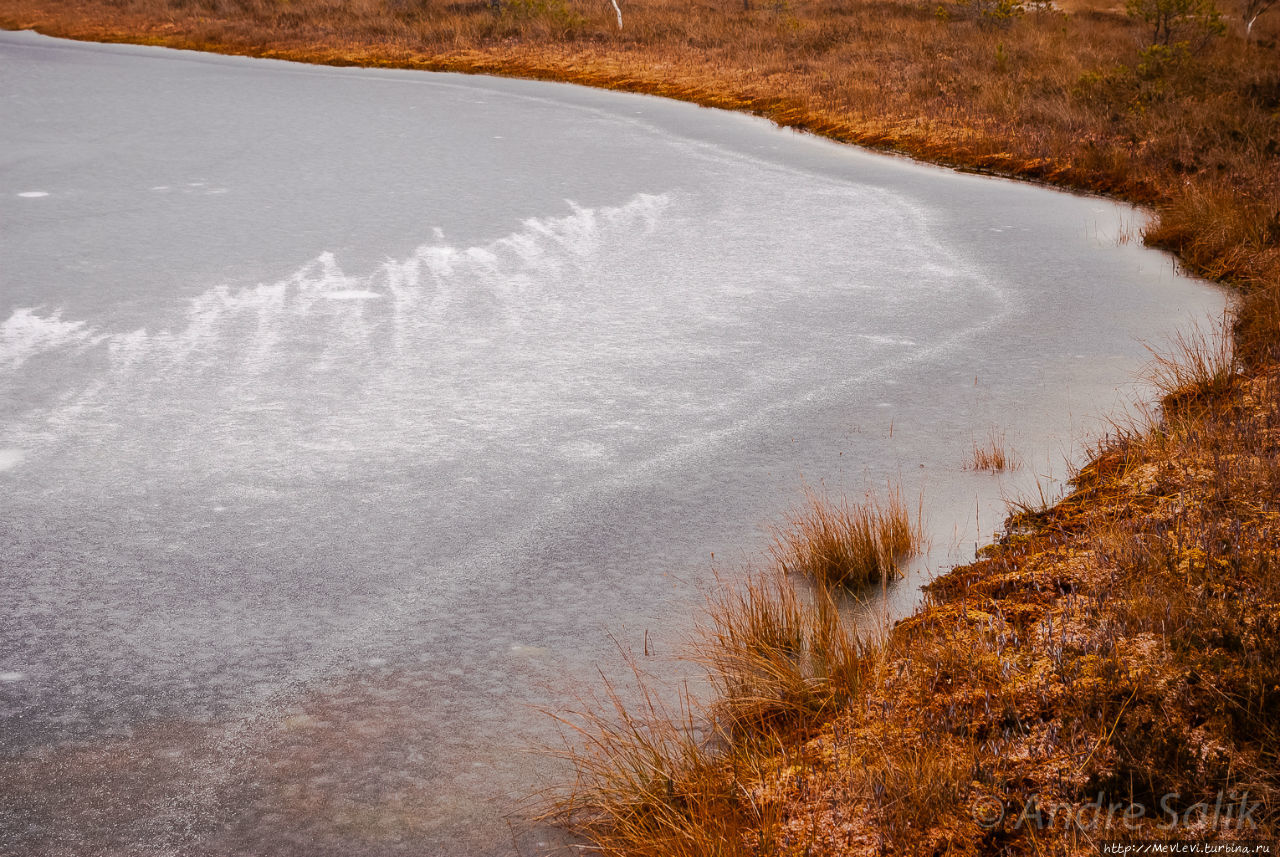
[969,428,1017,472]
[547,673,751,857]
[1143,314,1238,415]
[769,486,921,589]
[696,573,873,739]
[549,572,868,855]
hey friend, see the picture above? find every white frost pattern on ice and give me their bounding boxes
[0,308,98,371]
[0,188,983,500]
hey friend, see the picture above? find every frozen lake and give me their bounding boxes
[0,29,1225,856]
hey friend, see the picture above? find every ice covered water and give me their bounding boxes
[0,30,1225,856]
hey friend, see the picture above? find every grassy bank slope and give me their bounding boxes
[3,1,1278,852]
[613,363,1280,854]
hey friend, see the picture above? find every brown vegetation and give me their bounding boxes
[969,428,1017,472]
[556,367,1280,855]
[3,0,1279,853]
[769,487,920,589]
[551,572,874,856]
[1144,313,1240,415]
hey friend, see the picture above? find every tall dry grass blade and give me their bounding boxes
[545,660,752,857]
[1142,313,1238,415]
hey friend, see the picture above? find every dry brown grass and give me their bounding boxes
[547,672,756,857]
[696,573,873,738]
[1143,313,1240,414]
[969,428,1016,472]
[550,572,871,855]
[551,368,1280,854]
[769,486,920,589]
